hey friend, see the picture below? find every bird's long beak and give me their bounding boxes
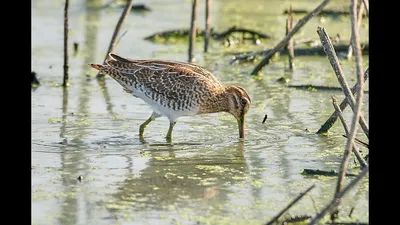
[237,116,245,139]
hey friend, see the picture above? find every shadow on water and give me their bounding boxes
[105,142,248,215]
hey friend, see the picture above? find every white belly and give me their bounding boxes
[131,87,199,121]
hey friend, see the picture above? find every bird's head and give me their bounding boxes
[225,86,251,139]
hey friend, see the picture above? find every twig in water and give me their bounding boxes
[73,42,79,56]
[281,214,312,224]
[348,207,355,217]
[213,26,271,40]
[308,194,320,214]
[188,0,199,63]
[97,0,134,79]
[332,96,368,168]
[31,72,40,86]
[342,135,368,148]
[265,184,315,225]
[63,0,70,87]
[302,169,357,177]
[316,67,368,134]
[250,0,332,75]
[204,0,212,53]
[262,114,268,123]
[308,167,368,225]
[316,27,368,138]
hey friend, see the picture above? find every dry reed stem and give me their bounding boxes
[188,0,199,63]
[330,0,366,219]
[250,0,331,75]
[285,6,295,70]
[97,0,134,79]
[331,96,368,168]
[63,0,69,87]
[204,0,212,53]
[347,1,364,59]
[316,27,369,138]
[308,167,368,225]
[342,0,366,174]
[265,184,315,225]
[316,68,368,134]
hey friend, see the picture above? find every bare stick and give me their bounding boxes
[331,0,366,218]
[345,0,366,166]
[204,0,212,53]
[188,0,199,63]
[316,27,369,138]
[63,0,70,87]
[362,0,369,16]
[347,1,364,59]
[332,96,368,168]
[265,184,315,225]
[285,5,295,70]
[316,67,368,134]
[308,167,368,225]
[250,0,331,75]
[97,0,134,79]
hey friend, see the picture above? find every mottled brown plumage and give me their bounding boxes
[89,53,251,140]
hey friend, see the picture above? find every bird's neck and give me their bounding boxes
[198,87,230,114]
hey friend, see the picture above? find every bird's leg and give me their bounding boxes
[139,112,161,138]
[166,121,177,140]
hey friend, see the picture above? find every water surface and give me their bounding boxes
[32,0,369,224]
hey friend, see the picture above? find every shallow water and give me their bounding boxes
[32,0,369,224]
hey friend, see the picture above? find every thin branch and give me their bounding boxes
[308,167,368,225]
[250,0,331,75]
[97,0,134,79]
[347,1,364,59]
[63,0,70,87]
[331,96,368,168]
[265,184,315,225]
[316,27,369,138]
[344,0,365,171]
[204,0,212,53]
[331,0,366,218]
[316,67,368,134]
[115,30,128,46]
[188,0,199,63]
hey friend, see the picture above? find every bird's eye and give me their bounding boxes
[241,99,247,105]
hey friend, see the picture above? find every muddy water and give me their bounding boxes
[32,0,369,224]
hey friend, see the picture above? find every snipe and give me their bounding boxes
[90,53,251,140]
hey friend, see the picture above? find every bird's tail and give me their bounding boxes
[108,53,134,63]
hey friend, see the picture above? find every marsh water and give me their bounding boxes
[32,0,369,224]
